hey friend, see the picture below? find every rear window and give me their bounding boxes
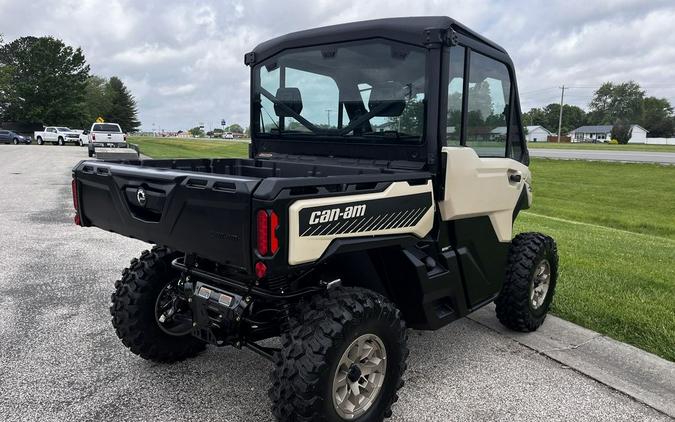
[93,124,121,132]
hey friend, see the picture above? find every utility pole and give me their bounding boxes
[325,109,332,127]
[556,85,565,143]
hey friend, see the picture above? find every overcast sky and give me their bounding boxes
[2,0,674,131]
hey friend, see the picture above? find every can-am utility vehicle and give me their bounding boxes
[72,16,558,422]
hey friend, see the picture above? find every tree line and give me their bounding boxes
[0,35,140,132]
[523,81,674,142]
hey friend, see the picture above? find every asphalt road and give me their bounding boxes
[0,145,670,422]
[529,148,675,164]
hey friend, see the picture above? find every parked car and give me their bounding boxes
[224,132,235,139]
[87,122,127,157]
[0,129,32,144]
[34,126,81,145]
[73,129,89,146]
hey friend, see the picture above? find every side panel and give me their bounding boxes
[287,181,434,265]
[438,147,531,241]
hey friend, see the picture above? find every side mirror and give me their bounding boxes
[274,87,303,117]
[368,81,407,117]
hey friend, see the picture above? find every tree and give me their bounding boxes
[522,103,586,134]
[0,36,89,126]
[104,76,140,132]
[188,126,204,137]
[226,123,244,133]
[589,81,644,124]
[611,120,632,144]
[641,96,674,137]
[80,75,111,127]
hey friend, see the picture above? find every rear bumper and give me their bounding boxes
[91,142,127,148]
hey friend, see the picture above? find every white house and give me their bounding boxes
[568,125,648,143]
[525,125,553,142]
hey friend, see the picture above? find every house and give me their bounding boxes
[488,126,552,142]
[568,125,648,143]
[524,125,553,142]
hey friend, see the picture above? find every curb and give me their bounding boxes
[468,304,675,418]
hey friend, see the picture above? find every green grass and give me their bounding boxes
[517,159,675,361]
[130,136,675,360]
[129,136,249,159]
[528,142,675,152]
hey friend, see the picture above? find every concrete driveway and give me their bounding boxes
[529,148,675,164]
[0,145,670,421]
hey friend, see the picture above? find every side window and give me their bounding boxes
[465,51,511,157]
[446,46,465,146]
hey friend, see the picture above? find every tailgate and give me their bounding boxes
[73,160,260,272]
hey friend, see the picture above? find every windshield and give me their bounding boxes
[253,39,427,143]
[93,124,121,132]
[57,127,71,132]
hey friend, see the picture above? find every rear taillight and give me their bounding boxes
[256,209,280,279]
[71,178,81,226]
[256,209,280,256]
[92,133,96,141]
[124,134,127,141]
[256,210,269,256]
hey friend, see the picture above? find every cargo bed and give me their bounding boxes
[73,157,426,273]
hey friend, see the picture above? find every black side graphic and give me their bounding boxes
[298,192,432,237]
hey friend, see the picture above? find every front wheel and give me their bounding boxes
[58,137,65,146]
[495,232,559,331]
[13,138,19,145]
[37,137,43,145]
[270,287,408,421]
[110,246,206,362]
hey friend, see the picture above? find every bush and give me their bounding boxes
[609,139,619,144]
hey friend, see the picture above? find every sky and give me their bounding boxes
[2,0,674,131]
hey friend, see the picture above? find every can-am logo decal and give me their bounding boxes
[298,192,432,237]
[309,204,366,225]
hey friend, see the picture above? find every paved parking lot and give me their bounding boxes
[0,145,670,421]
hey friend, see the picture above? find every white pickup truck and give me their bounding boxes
[34,126,82,146]
[86,122,128,157]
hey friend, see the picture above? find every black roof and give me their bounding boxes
[248,16,506,65]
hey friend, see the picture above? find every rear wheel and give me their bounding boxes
[270,287,408,421]
[495,232,558,331]
[110,246,205,362]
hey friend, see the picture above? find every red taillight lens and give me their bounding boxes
[92,133,96,141]
[270,211,279,254]
[257,209,280,257]
[255,261,267,278]
[124,134,127,141]
[256,210,269,256]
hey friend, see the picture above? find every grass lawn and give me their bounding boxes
[130,136,675,361]
[129,136,249,159]
[527,142,675,153]
[516,159,675,361]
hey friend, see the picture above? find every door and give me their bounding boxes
[46,128,57,142]
[0,131,9,143]
[439,45,531,306]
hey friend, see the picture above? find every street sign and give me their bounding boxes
[221,119,226,126]
[96,116,105,123]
